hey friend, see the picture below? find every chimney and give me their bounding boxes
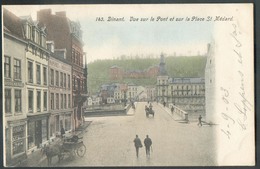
[55,11,66,17]
[37,9,52,20]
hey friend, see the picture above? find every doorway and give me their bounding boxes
[35,120,42,148]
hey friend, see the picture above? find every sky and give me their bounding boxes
[3,5,214,63]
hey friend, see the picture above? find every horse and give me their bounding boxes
[41,140,63,166]
[145,107,154,117]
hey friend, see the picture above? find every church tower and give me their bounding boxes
[156,53,169,103]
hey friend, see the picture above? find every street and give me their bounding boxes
[59,102,217,166]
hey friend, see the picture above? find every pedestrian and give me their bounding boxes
[144,135,152,157]
[133,135,143,158]
[171,106,174,114]
[198,115,203,127]
[60,126,65,138]
[163,101,166,107]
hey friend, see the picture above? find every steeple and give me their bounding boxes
[159,53,167,76]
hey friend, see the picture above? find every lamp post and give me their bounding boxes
[162,88,165,103]
[172,90,173,104]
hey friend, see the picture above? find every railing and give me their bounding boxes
[169,103,188,121]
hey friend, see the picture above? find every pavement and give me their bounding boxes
[18,120,92,167]
[59,102,217,166]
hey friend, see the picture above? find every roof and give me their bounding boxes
[3,8,24,39]
[170,77,205,84]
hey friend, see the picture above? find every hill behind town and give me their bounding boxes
[87,56,207,94]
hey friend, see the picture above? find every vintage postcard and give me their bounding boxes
[2,4,254,167]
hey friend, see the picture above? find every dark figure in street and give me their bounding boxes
[60,127,65,138]
[171,106,174,114]
[198,115,203,127]
[144,135,152,157]
[163,101,166,107]
[133,135,143,158]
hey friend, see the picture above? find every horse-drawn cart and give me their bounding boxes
[61,135,86,159]
[145,106,155,117]
[42,135,86,166]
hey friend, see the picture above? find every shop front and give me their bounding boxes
[49,112,73,139]
[5,119,27,166]
[27,114,50,152]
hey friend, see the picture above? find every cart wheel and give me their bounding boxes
[77,144,86,157]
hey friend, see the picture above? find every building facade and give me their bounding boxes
[48,52,73,139]
[37,9,86,129]
[169,77,205,118]
[156,54,169,103]
[156,53,206,119]
[3,9,28,165]
[20,15,50,153]
[4,9,51,165]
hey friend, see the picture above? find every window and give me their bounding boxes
[15,90,22,113]
[37,91,41,112]
[72,49,75,63]
[64,94,67,109]
[4,56,11,78]
[43,67,47,85]
[60,72,63,87]
[36,64,41,84]
[68,94,71,108]
[14,59,21,79]
[56,71,59,86]
[56,93,59,110]
[50,69,54,85]
[28,90,33,112]
[28,61,33,83]
[64,74,66,88]
[73,77,76,90]
[5,89,11,114]
[61,94,63,109]
[51,93,54,110]
[68,75,71,89]
[12,125,25,155]
[55,116,59,132]
[44,92,47,111]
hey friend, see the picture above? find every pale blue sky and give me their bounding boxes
[4,5,214,63]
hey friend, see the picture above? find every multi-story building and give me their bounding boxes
[47,42,73,139]
[156,53,205,119]
[37,9,87,129]
[4,8,51,164]
[127,84,138,102]
[19,15,50,153]
[145,86,156,101]
[3,8,28,166]
[168,77,205,118]
[157,54,169,103]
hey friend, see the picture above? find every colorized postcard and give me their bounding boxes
[2,4,254,167]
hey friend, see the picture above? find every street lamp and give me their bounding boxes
[162,88,165,103]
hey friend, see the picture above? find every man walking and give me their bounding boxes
[198,115,203,127]
[144,135,152,157]
[133,135,142,157]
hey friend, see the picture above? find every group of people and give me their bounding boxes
[133,135,152,158]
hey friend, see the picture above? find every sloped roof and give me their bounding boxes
[3,8,24,39]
